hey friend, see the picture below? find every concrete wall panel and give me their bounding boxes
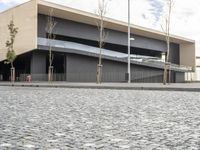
[38,14,180,64]
[180,43,196,69]
[38,14,168,52]
[65,53,175,83]
[31,51,46,79]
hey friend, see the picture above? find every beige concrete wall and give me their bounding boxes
[180,43,196,70]
[188,57,200,81]
[0,0,37,61]
[195,67,200,81]
[196,57,200,67]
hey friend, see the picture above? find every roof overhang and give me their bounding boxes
[37,0,195,44]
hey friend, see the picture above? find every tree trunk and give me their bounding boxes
[97,64,103,84]
[97,43,103,84]
[48,66,53,82]
[163,64,167,85]
[10,66,15,82]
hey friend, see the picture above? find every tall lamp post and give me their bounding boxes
[127,0,131,83]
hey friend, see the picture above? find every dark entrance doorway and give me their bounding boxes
[0,53,31,81]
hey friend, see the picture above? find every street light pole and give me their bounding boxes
[128,0,131,83]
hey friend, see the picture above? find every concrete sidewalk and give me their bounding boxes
[0,82,200,92]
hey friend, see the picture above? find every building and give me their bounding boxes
[0,0,196,82]
[195,57,200,80]
[188,56,200,81]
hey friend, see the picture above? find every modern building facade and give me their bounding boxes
[195,57,200,81]
[188,56,200,81]
[0,0,196,82]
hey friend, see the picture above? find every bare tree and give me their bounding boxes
[161,0,174,85]
[45,9,57,82]
[96,0,108,84]
[5,17,18,82]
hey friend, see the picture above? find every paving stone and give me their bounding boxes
[0,87,200,149]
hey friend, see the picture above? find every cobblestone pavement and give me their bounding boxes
[0,87,200,150]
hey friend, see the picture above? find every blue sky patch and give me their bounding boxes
[0,3,8,11]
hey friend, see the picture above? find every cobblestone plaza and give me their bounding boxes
[0,87,200,149]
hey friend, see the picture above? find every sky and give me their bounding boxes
[0,0,199,55]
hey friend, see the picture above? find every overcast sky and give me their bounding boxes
[0,0,199,55]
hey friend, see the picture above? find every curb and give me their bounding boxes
[0,83,200,92]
